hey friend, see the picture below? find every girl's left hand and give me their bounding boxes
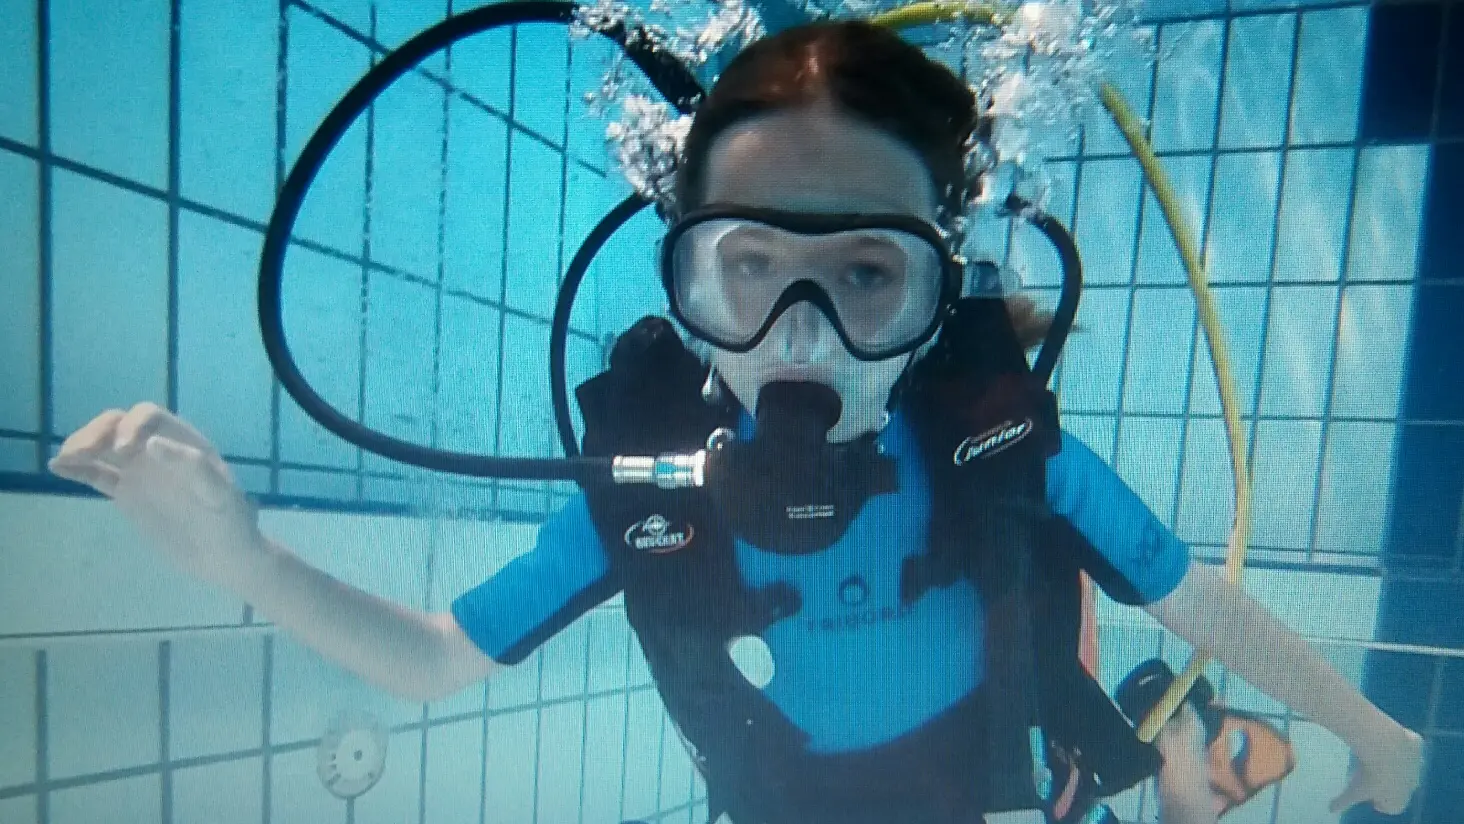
[1330,723,1423,816]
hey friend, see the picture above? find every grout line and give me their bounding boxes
[577,619,595,824]
[1168,9,1233,540]
[34,649,48,824]
[1427,1,1451,145]
[429,0,453,463]
[159,641,173,824]
[1410,656,1448,824]
[261,635,274,824]
[532,646,545,824]
[166,0,182,414]
[1045,126,1086,399]
[35,0,53,474]
[1304,66,1368,561]
[270,0,290,496]
[617,628,634,823]
[1043,135,1464,164]
[420,0,455,801]
[1106,26,1163,485]
[1265,711,1290,821]
[1094,620,1464,660]
[354,3,379,502]
[653,709,667,818]
[416,515,438,819]
[1044,408,1460,424]
[1146,0,1365,28]
[477,676,490,824]
[415,698,430,824]
[1237,9,1305,539]
[488,25,519,516]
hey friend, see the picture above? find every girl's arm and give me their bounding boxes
[1143,562,1422,814]
[49,403,498,704]
[239,538,502,702]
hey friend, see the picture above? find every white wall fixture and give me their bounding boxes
[315,709,388,799]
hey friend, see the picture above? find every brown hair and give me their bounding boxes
[675,20,982,221]
[675,20,1055,350]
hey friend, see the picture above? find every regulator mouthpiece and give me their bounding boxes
[708,380,895,554]
[754,381,842,449]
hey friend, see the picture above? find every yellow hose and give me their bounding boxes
[869,0,1010,28]
[869,0,1253,745]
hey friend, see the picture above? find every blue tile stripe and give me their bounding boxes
[1359,0,1447,142]
[1356,4,1464,822]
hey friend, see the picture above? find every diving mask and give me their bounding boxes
[662,206,964,361]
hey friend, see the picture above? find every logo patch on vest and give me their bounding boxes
[624,514,695,554]
[953,418,1034,465]
[838,575,870,606]
[785,503,836,520]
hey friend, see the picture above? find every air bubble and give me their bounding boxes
[578,0,1153,219]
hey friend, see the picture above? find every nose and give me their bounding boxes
[771,301,837,364]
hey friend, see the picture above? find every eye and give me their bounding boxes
[843,262,896,289]
[724,251,774,279]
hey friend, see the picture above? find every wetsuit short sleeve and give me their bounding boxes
[449,494,619,665]
[1046,431,1192,605]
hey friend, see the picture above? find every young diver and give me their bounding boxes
[50,19,1420,824]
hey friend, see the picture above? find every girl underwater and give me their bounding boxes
[49,18,1422,824]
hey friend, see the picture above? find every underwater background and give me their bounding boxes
[0,0,1461,822]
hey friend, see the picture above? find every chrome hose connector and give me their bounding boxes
[612,451,707,488]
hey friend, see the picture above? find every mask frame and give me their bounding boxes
[661,205,966,361]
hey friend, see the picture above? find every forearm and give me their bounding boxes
[234,537,448,702]
[1150,564,1402,758]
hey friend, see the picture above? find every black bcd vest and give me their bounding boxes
[573,299,1163,824]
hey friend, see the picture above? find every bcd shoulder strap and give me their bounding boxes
[898,298,1162,812]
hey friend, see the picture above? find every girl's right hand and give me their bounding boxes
[48,403,272,591]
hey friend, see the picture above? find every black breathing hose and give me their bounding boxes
[1013,192,1082,385]
[257,1,697,482]
[258,1,1084,484]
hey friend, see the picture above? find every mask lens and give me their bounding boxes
[669,217,946,354]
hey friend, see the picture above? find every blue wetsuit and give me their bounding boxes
[452,408,1191,757]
